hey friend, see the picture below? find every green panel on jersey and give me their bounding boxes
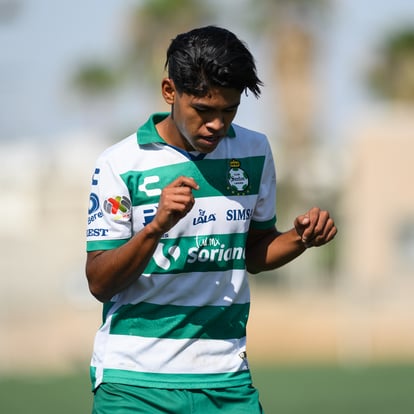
[101,368,252,389]
[87,238,130,252]
[250,216,276,230]
[90,366,97,390]
[120,156,265,206]
[109,302,249,340]
[144,232,247,274]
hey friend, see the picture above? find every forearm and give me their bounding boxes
[86,223,164,302]
[86,176,199,302]
[246,228,307,274]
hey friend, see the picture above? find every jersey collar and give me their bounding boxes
[136,112,236,145]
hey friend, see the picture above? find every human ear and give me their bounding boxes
[161,78,175,105]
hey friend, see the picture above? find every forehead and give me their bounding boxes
[186,87,241,108]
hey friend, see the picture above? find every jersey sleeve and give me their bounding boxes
[86,155,133,252]
[250,137,277,230]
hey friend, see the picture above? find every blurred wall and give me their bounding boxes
[249,107,414,365]
[2,108,414,372]
[1,132,104,372]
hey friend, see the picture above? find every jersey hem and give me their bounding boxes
[93,368,252,391]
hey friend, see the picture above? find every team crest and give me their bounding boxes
[227,159,250,194]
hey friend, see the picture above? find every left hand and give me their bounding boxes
[294,207,337,248]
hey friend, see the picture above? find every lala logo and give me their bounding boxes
[193,209,217,226]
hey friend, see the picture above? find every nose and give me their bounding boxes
[205,115,225,132]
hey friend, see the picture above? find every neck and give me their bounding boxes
[156,114,192,151]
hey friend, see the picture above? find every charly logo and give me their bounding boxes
[193,209,216,226]
[103,196,131,221]
[138,175,162,197]
[227,159,250,195]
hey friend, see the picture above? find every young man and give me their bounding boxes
[85,26,337,413]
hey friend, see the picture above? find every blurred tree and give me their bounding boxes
[70,62,118,135]
[72,63,117,98]
[72,0,213,95]
[122,0,214,85]
[70,0,214,132]
[247,0,332,212]
[367,28,414,103]
[0,0,22,24]
[246,0,338,285]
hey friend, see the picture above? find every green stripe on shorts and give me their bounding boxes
[93,381,264,414]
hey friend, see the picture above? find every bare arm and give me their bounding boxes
[246,207,337,274]
[86,176,199,302]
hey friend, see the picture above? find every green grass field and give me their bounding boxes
[252,363,414,414]
[1,363,413,413]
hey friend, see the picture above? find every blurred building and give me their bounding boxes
[341,108,414,285]
[336,107,414,362]
[249,107,414,365]
[0,131,105,372]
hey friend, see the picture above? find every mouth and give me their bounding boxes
[197,136,222,151]
[191,135,224,153]
[200,135,222,144]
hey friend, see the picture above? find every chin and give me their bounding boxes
[197,140,221,153]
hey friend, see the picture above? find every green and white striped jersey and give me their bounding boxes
[86,113,277,390]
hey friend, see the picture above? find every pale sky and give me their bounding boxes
[1,0,414,145]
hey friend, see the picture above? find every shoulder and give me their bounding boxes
[98,134,137,159]
[232,123,266,138]
[95,134,138,168]
[227,123,272,156]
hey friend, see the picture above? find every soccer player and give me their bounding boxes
[85,25,337,414]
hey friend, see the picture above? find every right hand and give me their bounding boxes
[293,207,337,248]
[150,176,199,234]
